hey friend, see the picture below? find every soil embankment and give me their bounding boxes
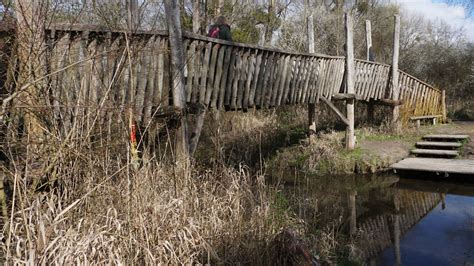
[269,121,474,177]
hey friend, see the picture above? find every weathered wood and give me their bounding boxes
[391,15,401,132]
[206,44,219,105]
[219,46,232,109]
[211,44,225,108]
[243,50,256,108]
[441,90,447,122]
[366,20,372,61]
[332,93,357,100]
[186,41,196,102]
[199,42,212,104]
[391,158,474,175]
[411,149,459,157]
[422,134,470,141]
[320,97,350,126]
[249,51,263,106]
[409,115,442,120]
[415,141,462,148]
[345,13,355,150]
[164,0,189,158]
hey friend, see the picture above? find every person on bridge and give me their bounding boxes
[207,16,233,42]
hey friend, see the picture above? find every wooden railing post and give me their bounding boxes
[345,12,356,151]
[365,20,375,123]
[391,15,401,133]
[306,0,317,141]
[165,0,190,162]
[442,89,447,123]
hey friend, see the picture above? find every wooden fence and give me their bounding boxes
[2,25,445,130]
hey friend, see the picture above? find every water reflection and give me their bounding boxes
[277,173,474,265]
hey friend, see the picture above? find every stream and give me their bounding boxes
[277,172,474,265]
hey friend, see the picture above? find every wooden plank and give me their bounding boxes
[230,49,243,109]
[254,51,268,106]
[415,141,462,148]
[186,41,196,102]
[224,47,236,107]
[411,149,459,156]
[249,50,263,107]
[243,49,256,109]
[192,41,203,103]
[289,56,302,103]
[218,46,232,109]
[199,43,212,106]
[409,115,442,120]
[237,49,250,109]
[422,134,470,141]
[206,43,220,106]
[153,38,165,107]
[320,97,350,126]
[135,38,151,122]
[391,158,474,175]
[199,41,212,104]
[282,55,296,105]
[211,44,225,108]
[142,36,157,124]
[266,54,280,107]
[261,51,275,106]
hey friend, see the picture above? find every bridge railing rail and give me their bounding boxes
[1,25,444,126]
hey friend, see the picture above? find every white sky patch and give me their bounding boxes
[396,0,474,41]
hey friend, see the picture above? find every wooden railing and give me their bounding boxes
[359,190,441,261]
[2,25,444,126]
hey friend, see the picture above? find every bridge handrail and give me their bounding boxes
[46,24,345,60]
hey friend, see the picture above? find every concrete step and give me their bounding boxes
[415,141,462,149]
[422,134,470,142]
[411,149,459,157]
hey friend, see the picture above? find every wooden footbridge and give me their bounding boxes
[0,14,446,154]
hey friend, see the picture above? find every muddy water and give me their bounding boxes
[276,173,474,265]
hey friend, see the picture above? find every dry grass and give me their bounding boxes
[1,147,282,264]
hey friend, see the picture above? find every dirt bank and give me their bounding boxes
[269,121,474,177]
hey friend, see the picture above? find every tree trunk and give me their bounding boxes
[164,0,190,162]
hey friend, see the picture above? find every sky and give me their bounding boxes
[395,0,474,41]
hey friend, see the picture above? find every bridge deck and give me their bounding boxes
[391,158,474,175]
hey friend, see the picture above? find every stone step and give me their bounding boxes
[415,141,462,149]
[410,149,459,157]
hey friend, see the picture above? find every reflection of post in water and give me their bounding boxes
[392,189,401,266]
[348,190,357,236]
[440,193,446,210]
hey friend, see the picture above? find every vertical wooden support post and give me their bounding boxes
[344,13,356,151]
[365,20,375,123]
[165,0,190,162]
[189,0,205,156]
[441,89,447,123]
[365,20,372,61]
[306,0,317,141]
[391,15,401,133]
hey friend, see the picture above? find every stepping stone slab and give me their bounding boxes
[411,149,459,157]
[416,141,462,148]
